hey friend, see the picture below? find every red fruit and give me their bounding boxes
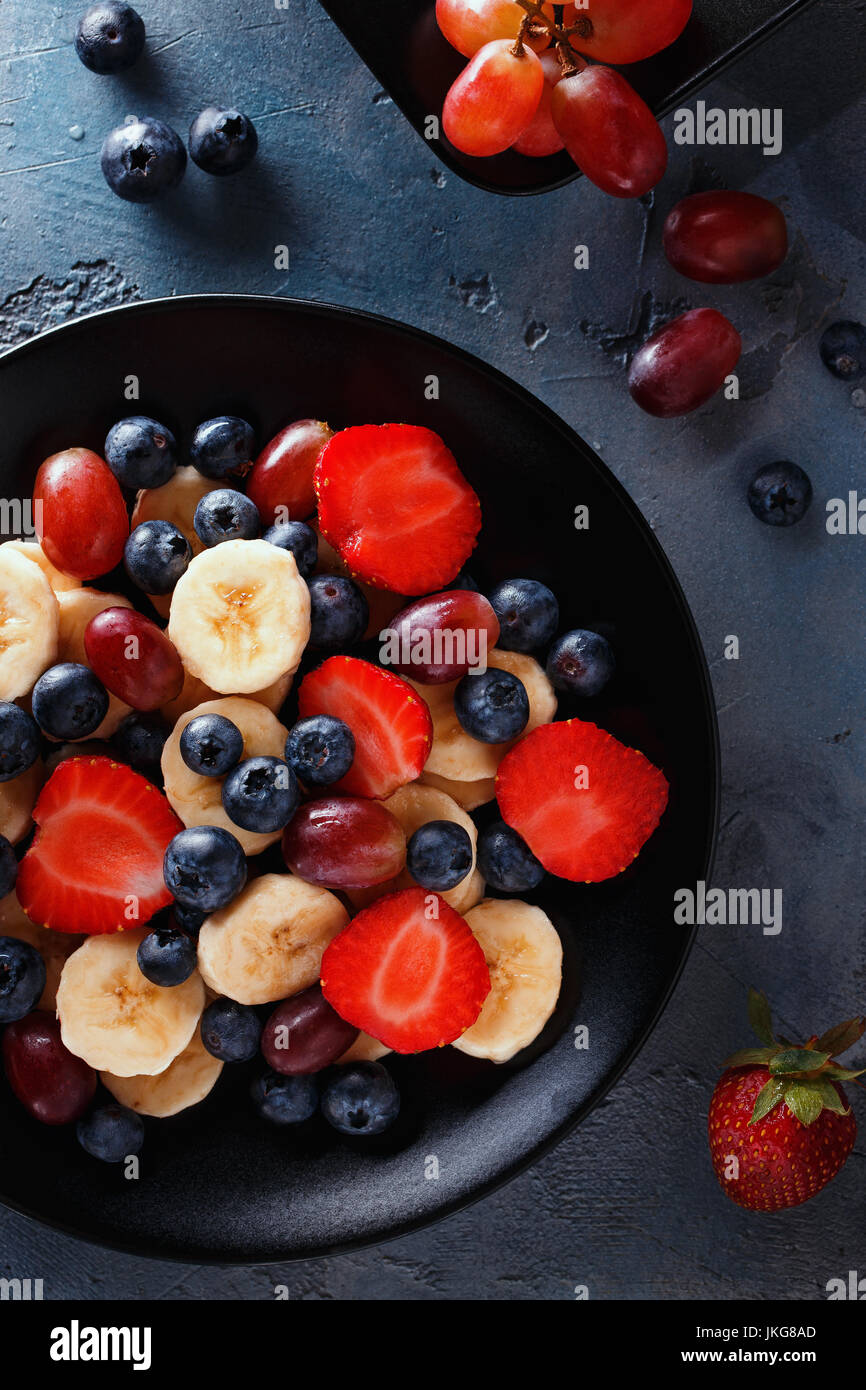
[315,424,481,595]
[84,607,184,711]
[551,65,667,198]
[436,0,560,58]
[34,448,129,581]
[282,797,407,889]
[17,756,183,934]
[247,419,332,525]
[383,589,500,683]
[298,657,432,800]
[663,191,788,284]
[261,986,358,1075]
[628,308,742,417]
[320,887,490,1053]
[568,0,692,65]
[2,1011,96,1125]
[443,39,544,158]
[513,49,565,158]
[495,718,669,882]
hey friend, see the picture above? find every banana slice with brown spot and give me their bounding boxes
[0,759,45,844]
[0,890,83,1011]
[0,540,82,593]
[0,547,60,701]
[160,663,295,726]
[418,768,497,812]
[101,1024,223,1117]
[53,587,134,738]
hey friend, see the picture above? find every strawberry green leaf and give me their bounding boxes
[784,1082,824,1126]
[749,1076,786,1124]
[748,988,775,1046]
[769,1048,830,1075]
[821,1063,866,1082]
[811,1077,851,1116]
[723,1047,778,1069]
[815,1016,866,1057]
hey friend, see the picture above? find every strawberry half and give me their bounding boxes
[495,718,669,882]
[314,424,482,594]
[298,656,433,799]
[17,756,183,935]
[320,887,490,1052]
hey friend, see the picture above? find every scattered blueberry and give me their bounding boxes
[0,937,46,1023]
[193,488,260,547]
[104,415,177,490]
[819,321,866,381]
[171,901,205,935]
[201,997,262,1063]
[477,820,545,893]
[31,663,109,741]
[76,1104,145,1163]
[163,825,248,912]
[445,571,479,591]
[262,520,318,578]
[406,820,473,891]
[189,106,258,176]
[74,3,145,74]
[285,715,355,788]
[221,756,299,834]
[488,578,559,652]
[320,1061,400,1137]
[251,1069,318,1125]
[112,710,170,773]
[546,628,615,697]
[307,574,369,649]
[454,668,529,743]
[124,519,192,595]
[136,924,197,987]
[747,462,813,527]
[101,116,186,203]
[180,713,244,778]
[0,702,40,782]
[190,417,255,480]
[0,836,18,898]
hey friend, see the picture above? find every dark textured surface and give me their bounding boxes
[0,0,864,1298]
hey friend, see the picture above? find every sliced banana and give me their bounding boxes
[314,524,406,641]
[102,1024,223,1117]
[197,873,348,1006]
[161,696,290,855]
[0,890,83,1011]
[410,649,557,782]
[132,464,222,558]
[54,587,134,738]
[0,539,81,593]
[160,663,295,726]
[453,899,562,1063]
[56,928,204,1076]
[0,547,60,700]
[0,759,45,844]
[337,1032,392,1065]
[419,768,497,812]
[169,539,310,694]
[345,783,480,914]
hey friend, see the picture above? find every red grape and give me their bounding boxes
[282,797,406,889]
[513,49,565,157]
[443,39,544,158]
[566,0,692,65]
[34,448,129,581]
[436,0,559,58]
[663,191,788,284]
[383,590,500,683]
[261,985,358,1075]
[246,419,332,525]
[628,308,742,417]
[551,64,667,197]
[84,607,184,711]
[2,1011,96,1125]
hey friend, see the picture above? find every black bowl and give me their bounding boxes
[0,295,718,1261]
[318,0,815,195]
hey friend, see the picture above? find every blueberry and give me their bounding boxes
[101,116,186,203]
[320,1061,400,1137]
[136,924,197,987]
[180,713,244,778]
[307,574,369,649]
[477,820,545,893]
[406,820,473,891]
[124,520,192,595]
[190,417,255,480]
[0,836,17,898]
[202,997,262,1063]
[747,462,813,527]
[488,578,559,652]
[112,710,170,773]
[0,702,40,782]
[189,106,258,176]
[193,488,260,547]
[445,571,479,592]
[74,3,145,74]
[104,415,177,490]
[32,663,109,741]
[171,901,206,935]
[221,756,299,834]
[251,1069,318,1125]
[0,936,46,1023]
[262,520,318,578]
[285,715,355,788]
[163,825,248,912]
[454,668,528,743]
[546,628,615,697]
[819,320,866,381]
[76,1104,144,1163]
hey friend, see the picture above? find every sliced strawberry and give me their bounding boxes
[495,719,669,883]
[320,887,490,1052]
[17,756,184,935]
[314,424,482,594]
[298,656,433,799]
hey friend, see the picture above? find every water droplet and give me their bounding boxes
[68,124,85,141]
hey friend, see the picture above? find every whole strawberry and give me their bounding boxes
[708,989,864,1212]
